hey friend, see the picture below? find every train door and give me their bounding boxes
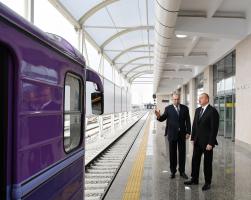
[0,44,13,200]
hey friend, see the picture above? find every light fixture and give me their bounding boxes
[185,186,191,190]
[176,34,187,38]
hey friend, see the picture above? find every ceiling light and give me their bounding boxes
[176,34,187,38]
[185,186,191,190]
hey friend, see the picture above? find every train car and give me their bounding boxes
[0,3,103,200]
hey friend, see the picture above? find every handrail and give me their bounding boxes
[85,110,146,139]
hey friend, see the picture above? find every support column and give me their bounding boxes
[82,29,90,66]
[24,0,34,23]
[112,63,115,83]
[77,28,83,54]
[180,85,186,105]
[189,78,196,121]
[98,54,104,76]
[203,65,214,104]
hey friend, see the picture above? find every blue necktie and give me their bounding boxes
[199,108,204,119]
[175,106,180,116]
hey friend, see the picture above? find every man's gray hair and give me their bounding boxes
[172,93,180,98]
[200,93,210,100]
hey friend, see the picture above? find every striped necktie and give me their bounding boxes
[175,105,180,116]
[199,108,204,119]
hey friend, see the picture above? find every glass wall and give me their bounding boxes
[1,0,131,107]
[1,0,26,18]
[104,59,113,81]
[85,39,101,72]
[213,51,235,96]
[213,51,236,140]
[34,0,78,49]
[114,70,121,85]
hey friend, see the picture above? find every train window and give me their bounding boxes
[64,74,82,152]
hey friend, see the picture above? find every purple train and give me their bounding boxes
[0,3,104,200]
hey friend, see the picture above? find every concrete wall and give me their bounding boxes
[181,67,213,122]
[203,65,214,105]
[180,85,186,104]
[235,35,251,145]
[176,35,251,145]
[156,94,171,113]
[158,64,218,132]
[187,78,196,121]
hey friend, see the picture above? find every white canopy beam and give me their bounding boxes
[125,64,153,77]
[112,44,154,63]
[129,70,153,83]
[49,0,80,29]
[120,56,153,72]
[79,0,119,25]
[100,26,154,49]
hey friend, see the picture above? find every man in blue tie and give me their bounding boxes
[184,93,219,191]
[155,93,191,179]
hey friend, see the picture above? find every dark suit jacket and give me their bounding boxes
[157,104,191,141]
[191,104,219,148]
[41,100,61,111]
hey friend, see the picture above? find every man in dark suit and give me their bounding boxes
[155,93,191,179]
[184,93,219,191]
[40,87,61,111]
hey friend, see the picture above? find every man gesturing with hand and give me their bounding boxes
[155,93,191,179]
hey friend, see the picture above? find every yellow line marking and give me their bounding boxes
[122,114,151,200]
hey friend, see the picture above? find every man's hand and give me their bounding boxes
[155,109,160,119]
[206,144,213,151]
[186,134,190,139]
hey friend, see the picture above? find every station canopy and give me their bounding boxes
[50,0,249,94]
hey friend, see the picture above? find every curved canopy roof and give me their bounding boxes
[49,0,154,83]
[49,0,251,94]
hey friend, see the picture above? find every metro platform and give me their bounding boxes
[2,1,251,200]
[105,112,251,200]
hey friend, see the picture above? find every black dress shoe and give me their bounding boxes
[202,184,211,191]
[180,172,188,179]
[184,179,199,185]
[170,173,175,179]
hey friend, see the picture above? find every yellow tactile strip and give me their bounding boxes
[122,114,151,200]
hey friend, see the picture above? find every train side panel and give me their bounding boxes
[0,4,86,199]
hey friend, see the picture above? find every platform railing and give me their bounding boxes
[85,110,145,140]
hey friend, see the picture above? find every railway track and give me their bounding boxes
[84,111,150,200]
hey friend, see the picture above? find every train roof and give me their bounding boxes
[0,3,85,65]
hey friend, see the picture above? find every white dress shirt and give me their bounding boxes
[200,103,209,116]
[173,104,180,114]
[173,104,180,131]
